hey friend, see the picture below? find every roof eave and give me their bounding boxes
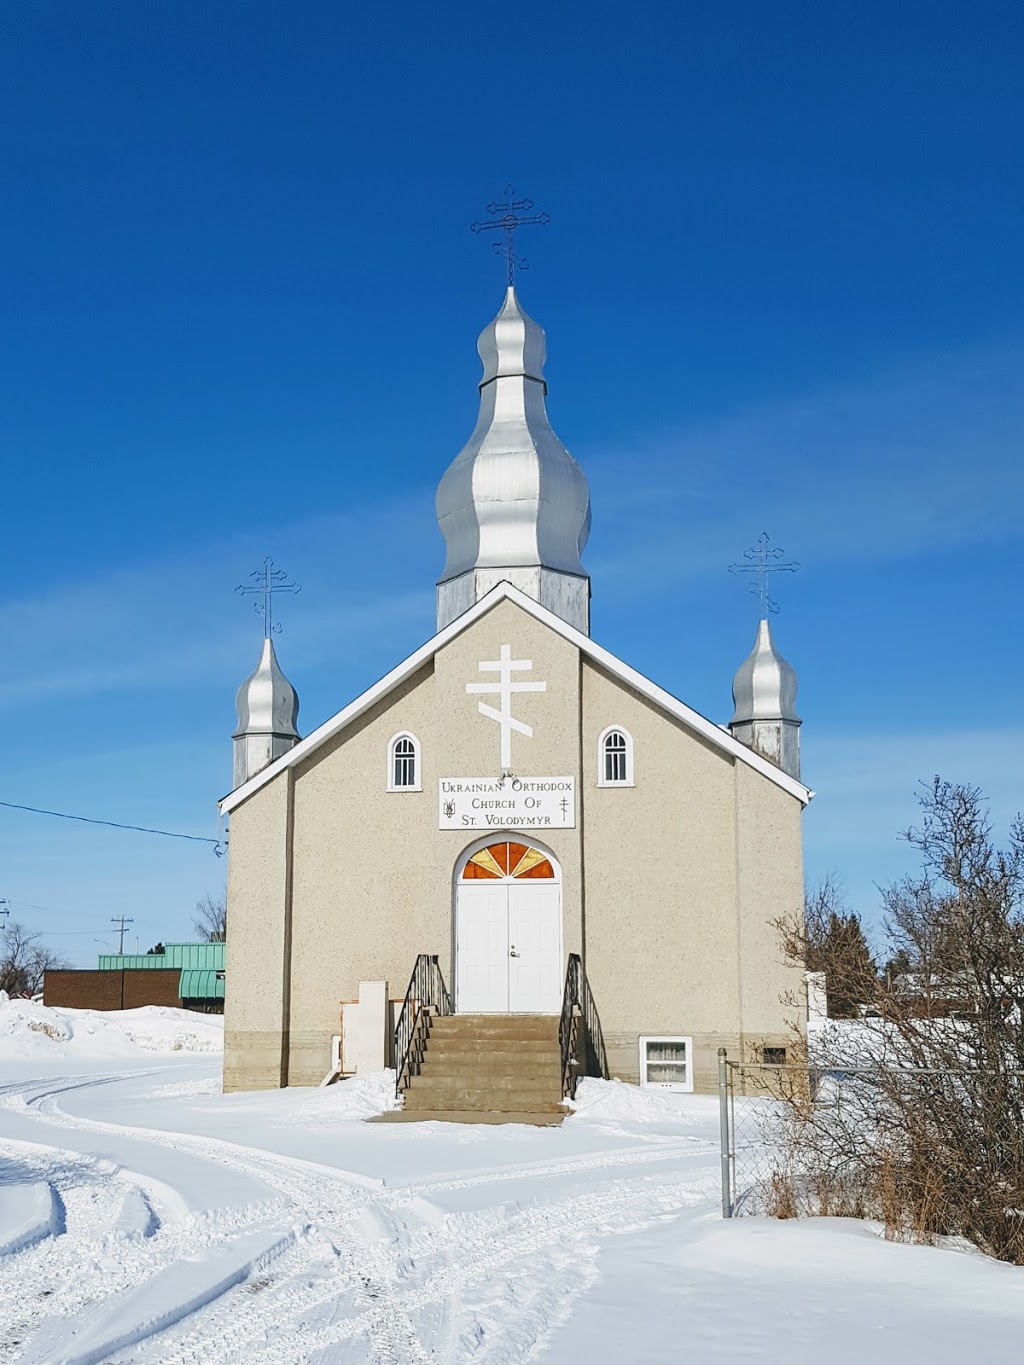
[219,581,813,815]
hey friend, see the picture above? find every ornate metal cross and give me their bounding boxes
[728,533,800,618]
[466,644,547,769]
[236,557,301,638]
[471,185,550,286]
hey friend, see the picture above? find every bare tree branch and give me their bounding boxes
[192,893,226,943]
[773,873,878,1018]
[765,779,1024,1263]
[0,921,69,997]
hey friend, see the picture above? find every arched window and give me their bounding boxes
[461,842,556,880]
[598,726,634,787]
[387,732,421,792]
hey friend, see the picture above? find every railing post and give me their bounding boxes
[718,1047,732,1219]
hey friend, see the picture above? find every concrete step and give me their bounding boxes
[429,1016,558,1036]
[435,1013,558,1022]
[425,1038,561,1057]
[404,1092,565,1114]
[370,1110,565,1126]
[426,1029,559,1046]
[405,1079,562,1101]
[402,1013,565,1119]
[419,1047,561,1067]
[426,1031,559,1046]
[407,1071,561,1094]
[415,1064,562,1085]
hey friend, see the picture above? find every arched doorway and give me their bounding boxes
[454,839,563,1013]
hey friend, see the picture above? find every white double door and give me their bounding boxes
[456,881,562,1013]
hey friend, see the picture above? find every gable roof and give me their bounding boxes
[220,582,814,814]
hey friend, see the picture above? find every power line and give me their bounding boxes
[5,899,160,927]
[4,900,106,918]
[0,800,225,855]
[9,928,151,937]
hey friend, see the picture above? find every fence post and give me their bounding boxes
[717,1047,731,1218]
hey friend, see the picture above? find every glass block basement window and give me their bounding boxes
[639,1036,694,1092]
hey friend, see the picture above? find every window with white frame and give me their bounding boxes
[639,1036,693,1091]
[598,726,634,786]
[387,732,421,791]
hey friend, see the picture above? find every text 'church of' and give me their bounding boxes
[220,279,811,1116]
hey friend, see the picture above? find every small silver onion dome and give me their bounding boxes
[729,619,802,780]
[435,287,591,633]
[232,638,300,789]
[731,619,800,725]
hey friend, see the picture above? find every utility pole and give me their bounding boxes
[0,900,9,937]
[110,916,134,954]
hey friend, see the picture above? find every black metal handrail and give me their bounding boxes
[394,953,453,1096]
[559,953,608,1099]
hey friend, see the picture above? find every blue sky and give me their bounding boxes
[1,1,1021,963]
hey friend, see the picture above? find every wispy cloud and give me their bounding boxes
[0,335,1019,715]
[0,499,437,708]
[584,339,1024,597]
[3,336,1020,960]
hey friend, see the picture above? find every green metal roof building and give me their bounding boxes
[97,941,225,1003]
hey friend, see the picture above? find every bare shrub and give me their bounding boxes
[767,1172,798,1219]
[767,778,1024,1263]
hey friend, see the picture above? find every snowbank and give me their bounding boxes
[566,1077,715,1126]
[144,1071,399,1121]
[279,1070,400,1123]
[0,995,223,1059]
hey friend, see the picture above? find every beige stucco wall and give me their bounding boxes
[223,597,805,1094]
[734,760,806,1036]
[223,773,292,1091]
[285,665,441,1085]
[231,598,584,1088]
[580,659,804,1090]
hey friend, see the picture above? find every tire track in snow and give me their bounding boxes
[402,1135,714,1194]
[0,1137,293,1363]
[4,1073,439,1364]
[141,1161,714,1364]
[2,1070,717,1364]
[218,1169,711,1364]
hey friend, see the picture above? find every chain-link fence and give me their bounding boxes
[718,1052,813,1218]
[717,1048,1024,1261]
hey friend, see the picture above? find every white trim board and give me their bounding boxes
[219,581,814,814]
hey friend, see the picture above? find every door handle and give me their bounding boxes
[509,948,520,958]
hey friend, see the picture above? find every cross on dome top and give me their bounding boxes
[728,534,800,620]
[236,557,302,639]
[232,556,302,789]
[471,185,551,286]
[728,534,802,780]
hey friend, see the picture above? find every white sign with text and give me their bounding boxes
[439,776,576,830]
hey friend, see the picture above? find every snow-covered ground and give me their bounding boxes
[2,999,1024,1363]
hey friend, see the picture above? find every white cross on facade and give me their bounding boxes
[466,644,547,768]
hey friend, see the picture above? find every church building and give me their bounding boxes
[219,284,811,1112]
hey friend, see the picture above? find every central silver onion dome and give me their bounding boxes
[729,619,802,780]
[435,287,591,633]
[232,638,301,789]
